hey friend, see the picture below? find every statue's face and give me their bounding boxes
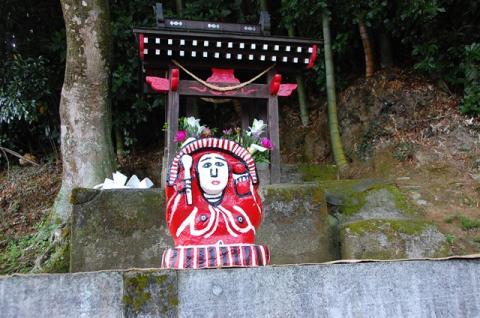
[197,153,229,195]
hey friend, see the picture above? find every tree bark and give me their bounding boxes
[358,20,375,78]
[322,12,348,170]
[175,0,183,17]
[54,0,115,222]
[287,26,309,127]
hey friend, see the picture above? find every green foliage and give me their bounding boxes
[444,214,480,231]
[461,43,480,115]
[0,217,66,275]
[0,55,50,124]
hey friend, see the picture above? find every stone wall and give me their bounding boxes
[1,259,479,317]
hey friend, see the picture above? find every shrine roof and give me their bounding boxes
[133,26,320,72]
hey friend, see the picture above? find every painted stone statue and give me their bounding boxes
[161,138,270,269]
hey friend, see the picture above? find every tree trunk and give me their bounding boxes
[175,0,183,17]
[322,12,348,170]
[54,0,115,222]
[259,0,268,11]
[358,20,375,78]
[287,26,309,127]
[379,31,394,69]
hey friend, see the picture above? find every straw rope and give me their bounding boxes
[171,59,276,92]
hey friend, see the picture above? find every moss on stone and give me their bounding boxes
[123,274,152,313]
[343,219,431,236]
[70,188,99,205]
[316,179,417,217]
[299,164,338,181]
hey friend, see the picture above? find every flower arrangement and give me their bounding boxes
[174,116,272,163]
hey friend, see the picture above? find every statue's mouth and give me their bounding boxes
[211,180,220,185]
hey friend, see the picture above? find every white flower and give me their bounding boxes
[248,143,267,154]
[247,119,267,136]
[197,125,206,135]
[186,116,201,128]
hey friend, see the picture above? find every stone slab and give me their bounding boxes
[71,184,335,272]
[0,271,124,317]
[258,184,337,264]
[1,259,480,317]
[71,188,168,272]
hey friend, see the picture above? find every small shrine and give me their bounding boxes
[133,3,319,184]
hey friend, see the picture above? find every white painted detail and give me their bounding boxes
[286,46,291,51]
[282,56,288,62]
[228,42,233,48]
[304,58,310,64]
[155,38,160,44]
[271,56,276,61]
[168,39,173,45]
[192,40,197,46]
[308,47,313,53]
[169,20,183,26]
[207,23,220,29]
[226,53,231,59]
[143,37,148,44]
[214,52,220,58]
[203,51,208,57]
[263,44,268,50]
[204,40,209,47]
[248,54,254,60]
[237,54,242,60]
[297,46,302,52]
[143,49,148,55]
[155,49,160,55]
[216,42,221,47]
[167,50,172,56]
[274,45,279,51]
[251,43,256,49]
[239,43,245,49]
[191,51,196,57]
[180,39,185,45]
[293,57,298,63]
[180,51,185,56]
[260,55,265,61]
[243,26,256,31]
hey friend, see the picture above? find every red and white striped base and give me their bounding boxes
[161,244,270,269]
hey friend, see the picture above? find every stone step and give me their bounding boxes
[1,259,479,317]
[70,180,449,272]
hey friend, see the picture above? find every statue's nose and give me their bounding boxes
[210,168,218,177]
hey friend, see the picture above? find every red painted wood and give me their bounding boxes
[278,84,297,97]
[170,68,179,91]
[269,74,282,96]
[307,44,318,69]
[146,76,169,92]
[178,80,269,98]
[139,34,144,61]
[207,68,240,84]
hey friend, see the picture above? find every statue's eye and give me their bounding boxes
[237,216,244,223]
[202,162,212,168]
[200,215,208,222]
[215,162,225,167]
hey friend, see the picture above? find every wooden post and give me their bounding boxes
[166,67,180,172]
[267,70,281,184]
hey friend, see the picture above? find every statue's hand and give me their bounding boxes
[233,163,251,196]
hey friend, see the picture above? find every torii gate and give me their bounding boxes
[134,4,319,184]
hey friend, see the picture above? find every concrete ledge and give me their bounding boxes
[1,259,479,317]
